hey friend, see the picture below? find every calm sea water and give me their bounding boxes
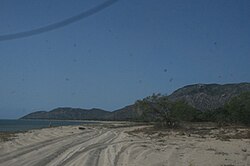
[0,119,96,132]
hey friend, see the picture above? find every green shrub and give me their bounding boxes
[135,94,199,128]
[225,92,250,125]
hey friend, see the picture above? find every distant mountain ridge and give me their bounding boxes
[21,108,111,120]
[21,82,250,120]
[105,105,141,121]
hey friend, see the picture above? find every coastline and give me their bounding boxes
[0,119,101,132]
[0,122,249,166]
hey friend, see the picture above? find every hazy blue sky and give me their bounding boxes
[0,0,250,119]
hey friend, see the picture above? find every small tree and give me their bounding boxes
[170,101,200,122]
[135,94,178,128]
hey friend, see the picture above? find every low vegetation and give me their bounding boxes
[135,93,200,128]
[198,92,250,126]
[135,92,250,128]
[0,132,16,142]
[127,123,250,140]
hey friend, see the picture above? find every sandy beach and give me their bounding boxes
[0,123,249,166]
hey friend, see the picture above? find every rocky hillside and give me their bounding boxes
[168,82,250,111]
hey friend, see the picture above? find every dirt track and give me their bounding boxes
[0,125,249,166]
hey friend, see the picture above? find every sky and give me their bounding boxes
[0,0,250,119]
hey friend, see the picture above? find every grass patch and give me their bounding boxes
[0,132,16,142]
[126,122,250,140]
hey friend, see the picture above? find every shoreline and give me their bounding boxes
[0,118,146,133]
[0,119,102,133]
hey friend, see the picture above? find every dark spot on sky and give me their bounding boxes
[108,29,112,33]
[73,58,77,62]
[129,53,133,57]
[73,43,77,47]
[164,69,167,72]
[169,78,173,82]
[218,75,222,79]
[138,80,142,83]
[65,78,70,81]
[214,41,217,45]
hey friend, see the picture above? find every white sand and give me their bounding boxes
[0,124,249,166]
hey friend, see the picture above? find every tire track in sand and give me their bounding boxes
[59,130,119,166]
[33,129,107,166]
[0,130,95,165]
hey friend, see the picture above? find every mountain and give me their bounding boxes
[21,82,250,120]
[21,107,111,120]
[21,106,141,121]
[107,105,141,121]
[168,82,250,111]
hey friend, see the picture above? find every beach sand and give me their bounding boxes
[0,123,249,166]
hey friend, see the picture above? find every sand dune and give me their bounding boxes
[0,124,249,166]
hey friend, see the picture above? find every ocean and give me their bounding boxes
[0,119,96,132]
